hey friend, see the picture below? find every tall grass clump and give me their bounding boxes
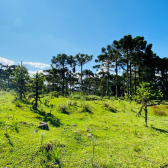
[58,103,68,114]
[81,103,91,113]
[40,140,62,167]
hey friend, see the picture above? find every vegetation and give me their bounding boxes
[1,34,168,167]
[1,92,168,167]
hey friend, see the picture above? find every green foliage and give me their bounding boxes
[30,72,45,108]
[11,64,30,100]
[133,82,163,105]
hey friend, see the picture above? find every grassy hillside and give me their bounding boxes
[1,91,168,167]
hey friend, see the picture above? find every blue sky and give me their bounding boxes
[0,0,168,75]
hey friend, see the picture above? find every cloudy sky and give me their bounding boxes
[1,0,168,75]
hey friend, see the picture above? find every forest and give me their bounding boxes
[0,35,167,99]
[1,35,168,167]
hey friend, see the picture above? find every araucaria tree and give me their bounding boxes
[75,53,93,92]
[51,54,69,96]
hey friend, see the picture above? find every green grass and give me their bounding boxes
[1,92,168,167]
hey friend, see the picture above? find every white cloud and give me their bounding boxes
[28,70,44,76]
[24,62,50,69]
[0,57,15,65]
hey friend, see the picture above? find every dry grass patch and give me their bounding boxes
[153,106,167,116]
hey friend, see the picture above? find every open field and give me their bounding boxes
[1,91,168,167]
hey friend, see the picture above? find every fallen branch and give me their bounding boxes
[135,154,157,164]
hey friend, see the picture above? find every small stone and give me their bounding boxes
[38,122,49,130]
[73,124,77,126]
[88,134,93,137]
[20,121,27,124]
[86,128,91,132]
[9,109,13,111]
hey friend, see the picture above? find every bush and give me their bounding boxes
[43,97,49,106]
[6,88,10,92]
[85,95,101,101]
[53,91,58,97]
[69,94,81,100]
[14,101,23,108]
[101,102,117,112]
[58,103,68,114]
[81,103,91,112]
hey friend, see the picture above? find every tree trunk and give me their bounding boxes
[130,62,132,95]
[145,105,148,127]
[107,62,109,97]
[116,55,118,97]
[127,50,129,95]
[35,75,38,107]
[62,65,64,96]
[134,67,137,94]
[81,63,83,92]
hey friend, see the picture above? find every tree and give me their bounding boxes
[30,72,45,108]
[75,53,93,92]
[133,82,163,127]
[95,46,115,96]
[67,55,76,94]
[11,62,30,100]
[51,54,69,96]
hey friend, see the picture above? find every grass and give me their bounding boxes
[1,92,168,167]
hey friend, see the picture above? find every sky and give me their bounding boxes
[0,0,168,75]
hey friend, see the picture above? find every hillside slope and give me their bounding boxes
[0,91,168,167]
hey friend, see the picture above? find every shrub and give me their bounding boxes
[40,140,62,167]
[14,101,23,108]
[67,101,73,107]
[58,103,68,114]
[43,97,49,106]
[53,91,58,97]
[101,102,117,112]
[85,95,101,101]
[81,103,91,112]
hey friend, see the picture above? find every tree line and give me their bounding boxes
[0,34,168,102]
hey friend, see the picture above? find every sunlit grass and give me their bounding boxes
[1,92,168,167]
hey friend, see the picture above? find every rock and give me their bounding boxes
[38,122,49,130]
[86,128,91,132]
[160,164,168,168]
[9,109,13,111]
[73,123,77,126]
[20,121,27,124]
[88,134,93,137]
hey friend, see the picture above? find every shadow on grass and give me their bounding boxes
[152,127,168,134]
[81,109,93,114]
[5,134,14,147]
[33,109,62,127]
